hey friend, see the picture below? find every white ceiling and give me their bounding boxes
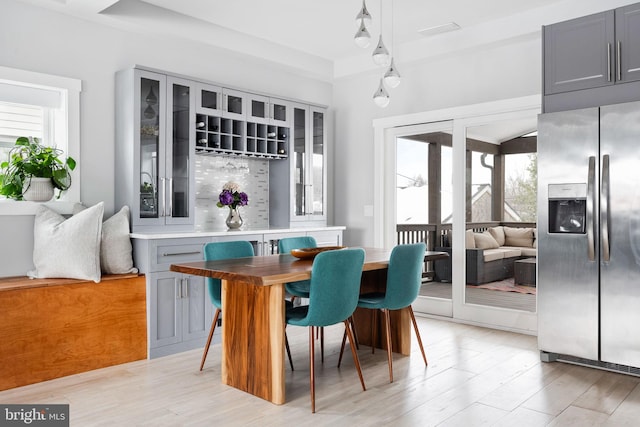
[19,0,564,80]
[139,0,561,62]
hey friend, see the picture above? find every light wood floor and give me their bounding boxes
[2,317,639,426]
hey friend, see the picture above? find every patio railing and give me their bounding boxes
[396,222,536,281]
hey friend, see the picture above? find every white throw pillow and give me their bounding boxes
[465,229,476,248]
[29,202,104,282]
[489,226,506,246]
[474,231,500,249]
[503,226,534,247]
[101,206,138,274]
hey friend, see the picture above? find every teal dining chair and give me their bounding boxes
[200,240,254,371]
[339,242,428,383]
[286,248,366,413]
[278,236,317,302]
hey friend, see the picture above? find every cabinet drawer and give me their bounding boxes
[307,230,342,247]
[151,239,210,271]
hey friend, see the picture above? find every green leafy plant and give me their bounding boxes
[0,136,76,200]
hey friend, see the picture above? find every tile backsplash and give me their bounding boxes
[194,156,269,231]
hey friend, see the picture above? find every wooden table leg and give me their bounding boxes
[352,269,411,356]
[221,280,285,404]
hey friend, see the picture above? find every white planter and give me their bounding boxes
[22,177,54,202]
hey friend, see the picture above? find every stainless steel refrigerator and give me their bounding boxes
[538,100,640,372]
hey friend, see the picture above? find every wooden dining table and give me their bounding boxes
[170,247,448,405]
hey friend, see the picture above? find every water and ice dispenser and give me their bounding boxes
[548,183,587,234]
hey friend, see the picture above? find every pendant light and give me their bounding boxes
[372,35,391,66]
[355,0,372,27]
[354,18,371,48]
[383,1,401,88]
[373,78,390,108]
[384,58,401,88]
[371,0,390,67]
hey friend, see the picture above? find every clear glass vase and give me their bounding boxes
[225,207,243,230]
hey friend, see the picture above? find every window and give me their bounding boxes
[504,153,537,222]
[0,66,81,214]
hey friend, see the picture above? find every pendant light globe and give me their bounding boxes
[373,78,390,108]
[354,19,371,48]
[383,58,401,88]
[372,35,391,67]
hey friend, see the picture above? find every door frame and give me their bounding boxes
[373,95,540,334]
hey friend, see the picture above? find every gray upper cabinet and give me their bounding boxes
[616,3,640,83]
[543,11,615,95]
[543,2,640,112]
[269,103,327,227]
[115,68,196,231]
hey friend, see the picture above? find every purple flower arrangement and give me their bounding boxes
[216,181,248,209]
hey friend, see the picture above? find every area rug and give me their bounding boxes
[470,277,536,295]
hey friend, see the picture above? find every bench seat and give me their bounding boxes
[0,273,147,391]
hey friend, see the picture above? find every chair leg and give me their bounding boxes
[320,327,324,364]
[285,328,294,371]
[343,320,366,391]
[409,306,428,366]
[338,316,358,367]
[337,328,347,368]
[199,308,220,371]
[383,308,394,383]
[349,316,360,350]
[371,309,377,354]
[309,326,316,413]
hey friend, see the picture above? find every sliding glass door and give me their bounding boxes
[378,98,540,332]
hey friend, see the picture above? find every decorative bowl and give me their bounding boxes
[290,246,345,260]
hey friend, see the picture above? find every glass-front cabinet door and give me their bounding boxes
[292,105,307,218]
[310,107,325,218]
[222,88,246,120]
[196,83,222,116]
[291,104,326,223]
[271,98,290,126]
[166,77,195,224]
[130,70,195,230]
[138,73,164,223]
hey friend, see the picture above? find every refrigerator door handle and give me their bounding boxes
[587,156,596,261]
[602,154,611,262]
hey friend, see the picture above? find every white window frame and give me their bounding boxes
[0,66,81,215]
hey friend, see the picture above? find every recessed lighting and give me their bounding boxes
[418,22,461,37]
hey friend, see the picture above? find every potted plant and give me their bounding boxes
[0,136,76,201]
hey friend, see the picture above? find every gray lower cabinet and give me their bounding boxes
[149,271,211,357]
[132,226,344,358]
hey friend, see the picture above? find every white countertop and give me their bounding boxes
[130,225,346,240]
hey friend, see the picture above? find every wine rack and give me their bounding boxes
[195,113,288,159]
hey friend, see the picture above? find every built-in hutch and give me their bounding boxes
[115,66,339,358]
[543,2,640,112]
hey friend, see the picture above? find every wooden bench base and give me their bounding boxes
[0,274,147,391]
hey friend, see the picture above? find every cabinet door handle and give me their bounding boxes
[167,178,173,217]
[607,43,612,82]
[175,277,181,299]
[182,277,189,299]
[617,40,622,82]
[160,177,166,217]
